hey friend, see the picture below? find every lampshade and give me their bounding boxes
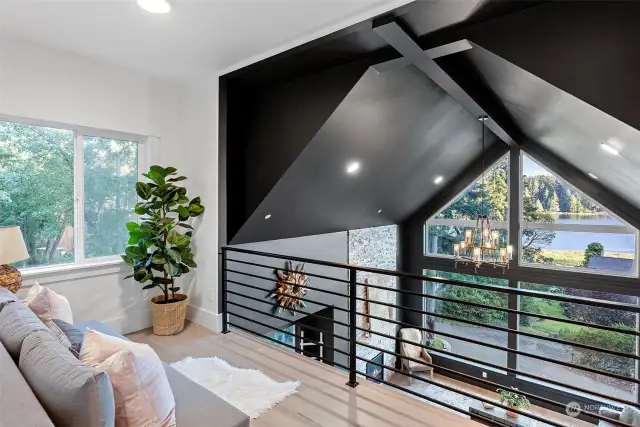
[0,226,29,264]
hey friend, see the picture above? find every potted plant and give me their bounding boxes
[122,165,204,336]
[497,388,530,418]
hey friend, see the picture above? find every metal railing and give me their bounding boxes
[221,246,640,427]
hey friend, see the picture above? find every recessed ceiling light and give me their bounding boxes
[377,209,382,214]
[600,142,620,156]
[434,176,444,184]
[588,173,598,180]
[137,0,171,14]
[346,161,360,175]
[264,214,271,219]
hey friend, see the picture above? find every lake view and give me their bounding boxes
[542,213,635,254]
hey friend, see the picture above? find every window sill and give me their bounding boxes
[20,259,130,286]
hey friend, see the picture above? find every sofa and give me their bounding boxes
[0,287,249,427]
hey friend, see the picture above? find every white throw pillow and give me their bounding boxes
[81,329,176,427]
[24,282,73,323]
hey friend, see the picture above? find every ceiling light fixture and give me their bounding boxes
[346,161,360,175]
[137,0,171,14]
[454,116,512,273]
[588,173,598,180]
[434,176,444,184]
[264,214,272,220]
[600,142,620,156]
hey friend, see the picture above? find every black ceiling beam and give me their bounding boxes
[374,16,640,231]
[371,40,472,73]
[373,17,513,146]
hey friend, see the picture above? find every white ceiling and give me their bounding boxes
[0,0,411,81]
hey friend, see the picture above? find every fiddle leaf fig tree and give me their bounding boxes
[122,165,205,303]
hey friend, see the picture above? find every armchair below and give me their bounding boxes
[399,328,433,385]
[599,405,640,427]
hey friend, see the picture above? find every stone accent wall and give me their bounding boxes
[348,225,398,381]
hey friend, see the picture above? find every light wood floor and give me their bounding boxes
[128,322,483,427]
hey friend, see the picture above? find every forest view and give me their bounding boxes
[0,121,138,267]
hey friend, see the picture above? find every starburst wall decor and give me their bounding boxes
[269,261,309,314]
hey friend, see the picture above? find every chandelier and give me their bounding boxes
[454,116,513,272]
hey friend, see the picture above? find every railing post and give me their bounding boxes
[347,267,359,387]
[221,247,229,334]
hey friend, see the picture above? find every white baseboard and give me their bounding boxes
[104,310,152,335]
[187,305,222,332]
[100,306,221,335]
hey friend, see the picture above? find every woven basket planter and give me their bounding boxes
[150,294,188,336]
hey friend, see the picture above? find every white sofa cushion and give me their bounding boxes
[81,329,176,427]
[24,282,73,324]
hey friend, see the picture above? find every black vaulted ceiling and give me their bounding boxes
[447,43,640,209]
[221,0,640,245]
[231,65,499,244]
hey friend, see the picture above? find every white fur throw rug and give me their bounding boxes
[170,357,300,419]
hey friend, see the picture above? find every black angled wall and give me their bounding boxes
[224,60,371,243]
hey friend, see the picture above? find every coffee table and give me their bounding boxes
[469,401,538,427]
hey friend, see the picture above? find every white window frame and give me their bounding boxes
[518,151,639,278]
[0,114,149,275]
[425,154,510,258]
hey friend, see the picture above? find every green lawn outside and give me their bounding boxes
[522,298,585,336]
[539,249,633,267]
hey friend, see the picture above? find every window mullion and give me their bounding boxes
[74,132,85,263]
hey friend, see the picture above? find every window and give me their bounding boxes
[426,155,509,256]
[519,282,638,401]
[520,153,637,276]
[423,270,509,367]
[0,119,142,269]
[84,136,139,258]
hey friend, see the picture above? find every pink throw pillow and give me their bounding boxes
[24,282,73,323]
[81,329,176,427]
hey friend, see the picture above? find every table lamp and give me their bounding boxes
[0,226,30,293]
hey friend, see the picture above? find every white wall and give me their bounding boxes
[0,34,220,334]
[180,76,221,331]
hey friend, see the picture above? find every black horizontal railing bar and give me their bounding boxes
[226,268,348,298]
[226,283,638,407]
[225,279,351,314]
[355,299,640,360]
[356,369,475,419]
[223,246,640,314]
[225,289,351,329]
[355,361,565,427]
[356,341,628,427]
[226,258,350,284]
[357,312,640,408]
[227,323,351,371]
[227,310,351,358]
[226,301,348,342]
[354,310,640,384]
[356,280,640,337]
[417,274,640,314]
[356,356,567,427]
[355,359,629,427]
[224,246,354,270]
